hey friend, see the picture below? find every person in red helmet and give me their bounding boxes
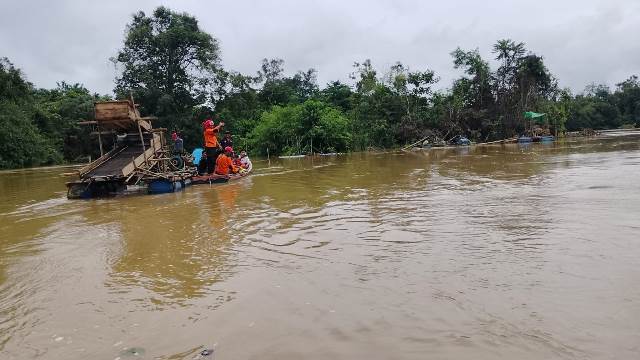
[202,117,224,174]
[215,146,238,175]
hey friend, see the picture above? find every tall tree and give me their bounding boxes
[451,47,492,109]
[256,58,318,107]
[351,59,378,95]
[614,75,640,125]
[320,81,353,113]
[384,62,438,142]
[112,6,221,115]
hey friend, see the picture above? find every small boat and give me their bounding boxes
[540,135,555,142]
[191,170,251,185]
[517,136,533,143]
[278,154,306,159]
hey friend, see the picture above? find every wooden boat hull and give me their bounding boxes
[191,170,251,185]
[69,171,251,198]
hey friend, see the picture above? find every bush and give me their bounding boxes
[248,100,352,155]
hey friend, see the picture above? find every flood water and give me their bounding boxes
[1,134,639,359]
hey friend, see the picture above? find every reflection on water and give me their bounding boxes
[1,134,640,359]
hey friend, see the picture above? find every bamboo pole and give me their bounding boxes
[97,125,104,157]
[401,136,429,151]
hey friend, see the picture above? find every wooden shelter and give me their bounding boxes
[67,97,194,199]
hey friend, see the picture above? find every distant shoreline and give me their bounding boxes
[2,129,638,173]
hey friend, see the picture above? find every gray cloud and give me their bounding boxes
[1,0,638,95]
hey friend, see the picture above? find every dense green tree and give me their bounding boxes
[614,76,640,126]
[320,81,353,113]
[112,7,221,112]
[567,85,622,130]
[351,59,378,95]
[0,58,62,168]
[255,58,319,107]
[451,48,493,109]
[33,82,107,161]
[111,6,221,149]
[539,89,572,135]
[249,100,351,155]
[0,102,61,168]
[0,57,31,101]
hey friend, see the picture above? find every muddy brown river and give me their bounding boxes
[1,134,639,359]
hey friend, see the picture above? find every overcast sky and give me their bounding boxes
[1,0,639,95]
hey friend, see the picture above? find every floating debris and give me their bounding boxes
[192,348,214,359]
[200,348,214,356]
[119,347,145,357]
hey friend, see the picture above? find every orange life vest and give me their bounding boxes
[204,128,219,148]
[215,154,235,175]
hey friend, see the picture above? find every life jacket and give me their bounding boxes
[215,154,234,175]
[204,128,219,148]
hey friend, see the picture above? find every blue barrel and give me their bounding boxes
[148,179,183,194]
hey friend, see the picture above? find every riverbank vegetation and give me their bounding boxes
[1,6,639,168]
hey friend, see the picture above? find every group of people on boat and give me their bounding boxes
[197,116,251,176]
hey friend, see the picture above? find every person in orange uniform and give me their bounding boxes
[215,146,238,175]
[203,118,224,174]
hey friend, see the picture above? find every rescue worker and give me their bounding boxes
[215,146,238,175]
[203,118,224,174]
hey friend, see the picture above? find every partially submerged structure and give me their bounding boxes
[66,98,193,198]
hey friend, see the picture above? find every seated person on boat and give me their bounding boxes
[215,146,239,175]
[233,153,242,167]
[239,151,252,171]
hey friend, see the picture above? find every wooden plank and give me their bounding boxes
[95,105,130,120]
[121,133,162,177]
[78,146,126,177]
[90,130,116,136]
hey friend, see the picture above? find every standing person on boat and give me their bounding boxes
[171,130,184,154]
[203,118,224,174]
[220,131,233,150]
[215,146,238,175]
